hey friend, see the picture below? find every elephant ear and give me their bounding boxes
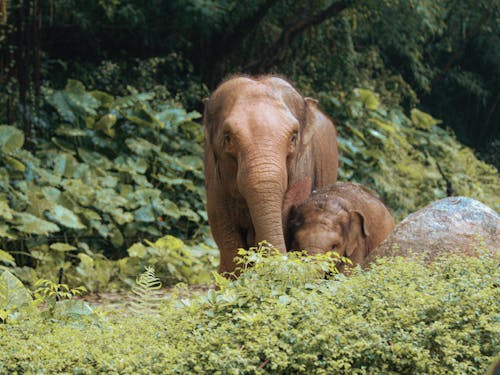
[345,210,369,259]
[302,97,322,145]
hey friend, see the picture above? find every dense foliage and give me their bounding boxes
[1,246,498,374]
[0,80,498,289]
[0,80,217,289]
[324,88,499,219]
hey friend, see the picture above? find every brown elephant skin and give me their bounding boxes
[287,182,394,266]
[203,75,339,274]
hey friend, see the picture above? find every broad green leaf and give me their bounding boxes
[124,103,163,129]
[90,90,114,108]
[14,212,60,235]
[98,175,118,188]
[50,243,77,252]
[127,243,148,258]
[0,125,24,153]
[154,175,196,190]
[51,137,77,154]
[0,224,16,240]
[367,128,387,141]
[112,208,134,225]
[52,153,77,177]
[155,199,182,219]
[0,201,13,220]
[411,108,441,130]
[90,220,110,238]
[4,156,25,171]
[354,88,380,110]
[179,207,200,222]
[0,270,32,310]
[177,155,203,172]
[94,114,117,137]
[42,186,62,203]
[78,148,112,170]
[55,299,96,318]
[94,189,128,211]
[126,157,148,174]
[79,208,101,221]
[156,107,201,128]
[114,91,154,108]
[50,205,86,229]
[109,225,124,247]
[55,125,88,137]
[125,137,160,155]
[0,250,15,266]
[133,188,161,204]
[47,80,100,124]
[131,174,153,187]
[61,179,96,206]
[77,253,94,269]
[134,205,156,222]
[153,235,185,252]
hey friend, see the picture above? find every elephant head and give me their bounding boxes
[203,75,338,274]
[288,197,370,264]
[287,183,395,267]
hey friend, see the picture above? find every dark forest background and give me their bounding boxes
[1,0,499,160]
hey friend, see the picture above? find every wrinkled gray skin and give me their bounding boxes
[287,183,395,266]
[204,75,338,274]
[365,196,499,264]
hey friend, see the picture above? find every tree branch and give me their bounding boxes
[244,0,353,72]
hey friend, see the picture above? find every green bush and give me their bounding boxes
[0,245,498,374]
[0,79,215,287]
[319,87,500,220]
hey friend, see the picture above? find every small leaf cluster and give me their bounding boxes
[1,245,498,374]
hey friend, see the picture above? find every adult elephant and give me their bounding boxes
[204,75,338,274]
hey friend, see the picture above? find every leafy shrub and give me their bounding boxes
[117,235,218,288]
[319,87,499,219]
[0,79,215,286]
[0,245,498,374]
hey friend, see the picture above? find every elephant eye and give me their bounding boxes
[290,132,298,144]
[223,132,231,145]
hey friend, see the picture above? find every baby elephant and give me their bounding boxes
[287,182,395,266]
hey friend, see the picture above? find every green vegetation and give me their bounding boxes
[0,81,497,290]
[1,246,498,374]
[328,88,499,219]
[1,1,499,372]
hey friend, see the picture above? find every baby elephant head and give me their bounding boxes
[288,197,369,263]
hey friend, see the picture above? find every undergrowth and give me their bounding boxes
[1,244,498,374]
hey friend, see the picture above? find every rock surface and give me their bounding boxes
[365,196,499,264]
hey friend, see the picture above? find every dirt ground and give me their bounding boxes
[79,284,214,311]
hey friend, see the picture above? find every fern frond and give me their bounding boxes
[130,266,163,315]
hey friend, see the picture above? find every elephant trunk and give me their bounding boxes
[302,246,326,256]
[238,155,287,253]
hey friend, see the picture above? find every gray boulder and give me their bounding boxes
[365,196,499,264]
